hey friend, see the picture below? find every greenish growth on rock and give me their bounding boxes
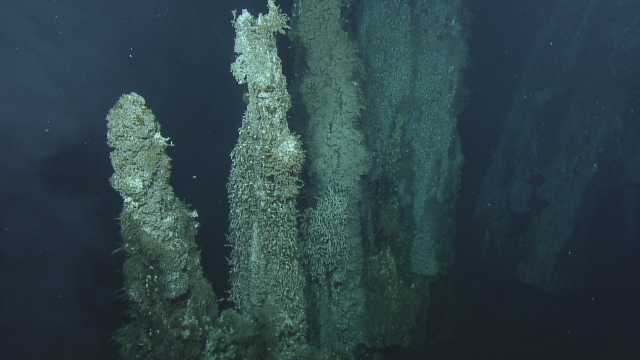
[227,1,308,358]
[289,0,370,353]
[356,0,468,278]
[364,248,419,348]
[300,187,350,284]
[107,92,218,360]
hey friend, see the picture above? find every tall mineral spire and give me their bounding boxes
[107,92,218,359]
[227,1,308,358]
